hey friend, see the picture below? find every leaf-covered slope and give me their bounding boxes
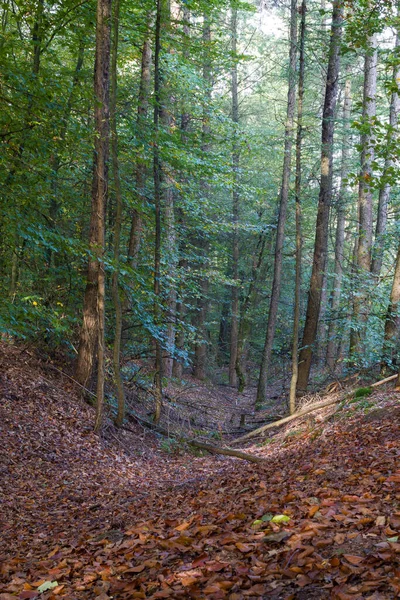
[1,342,400,599]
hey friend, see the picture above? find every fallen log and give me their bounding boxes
[124,412,264,463]
[232,372,400,445]
[370,373,398,388]
[188,440,264,464]
[231,397,339,445]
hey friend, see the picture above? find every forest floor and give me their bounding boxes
[1,342,400,599]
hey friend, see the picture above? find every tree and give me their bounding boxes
[229,4,240,388]
[76,0,112,410]
[256,0,297,407]
[289,0,306,414]
[326,68,352,371]
[296,0,343,394]
[350,32,378,359]
[110,0,125,427]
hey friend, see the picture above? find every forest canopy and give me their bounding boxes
[1,0,400,427]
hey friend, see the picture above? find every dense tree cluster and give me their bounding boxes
[1,0,400,426]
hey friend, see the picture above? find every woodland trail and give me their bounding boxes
[1,343,400,599]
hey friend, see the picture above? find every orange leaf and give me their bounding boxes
[175,521,191,532]
[235,542,253,553]
[180,575,199,587]
[343,554,364,565]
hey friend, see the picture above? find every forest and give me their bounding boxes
[2,0,400,597]
[1,0,400,426]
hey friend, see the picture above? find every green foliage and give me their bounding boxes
[353,386,373,399]
[160,438,182,455]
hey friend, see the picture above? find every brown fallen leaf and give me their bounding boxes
[343,555,364,565]
[235,542,253,553]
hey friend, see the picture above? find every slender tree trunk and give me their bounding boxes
[351,34,377,358]
[326,72,352,370]
[163,183,177,378]
[110,0,125,427]
[289,0,306,414]
[382,244,400,372]
[235,229,267,392]
[76,0,111,425]
[161,4,179,379]
[127,29,152,268]
[229,5,240,387]
[256,0,297,407]
[316,269,328,362]
[193,13,212,381]
[172,7,191,379]
[218,301,229,364]
[371,31,400,277]
[296,0,343,393]
[152,0,166,423]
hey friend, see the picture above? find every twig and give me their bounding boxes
[231,397,340,445]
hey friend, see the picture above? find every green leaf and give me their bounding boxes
[261,513,273,522]
[251,519,263,528]
[387,536,399,543]
[270,515,291,524]
[37,581,58,593]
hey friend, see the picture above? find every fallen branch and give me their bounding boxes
[124,413,264,463]
[231,397,339,445]
[231,373,400,445]
[370,373,398,388]
[188,440,264,464]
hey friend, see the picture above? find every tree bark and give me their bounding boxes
[235,228,267,392]
[351,34,378,358]
[256,0,297,407]
[110,0,125,427]
[296,0,343,393]
[326,71,352,370]
[193,13,212,381]
[371,31,400,277]
[76,0,111,406]
[316,269,328,362]
[289,0,306,414]
[152,0,166,423]
[127,29,152,269]
[382,244,400,371]
[229,5,240,387]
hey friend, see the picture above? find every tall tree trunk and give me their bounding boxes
[127,29,152,269]
[172,6,191,379]
[289,0,306,414]
[326,71,352,370]
[256,0,297,407]
[152,0,166,423]
[110,0,125,427]
[235,228,267,392]
[351,34,377,359]
[76,0,112,426]
[229,5,239,387]
[371,31,400,277]
[316,269,328,362]
[161,4,179,379]
[382,244,400,371]
[193,12,212,381]
[296,0,343,393]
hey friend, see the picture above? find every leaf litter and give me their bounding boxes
[1,342,400,599]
